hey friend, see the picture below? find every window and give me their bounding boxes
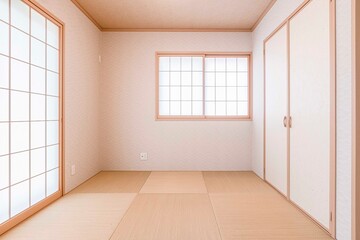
[156,53,251,120]
[0,0,63,233]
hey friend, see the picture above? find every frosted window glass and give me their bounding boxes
[11,91,29,121]
[159,57,169,71]
[181,57,191,71]
[46,168,58,196]
[216,87,226,101]
[216,102,226,116]
[159,72,169,86]
[30,147,45,176]
[192,101,203,116]
[192,87,202,101]
[0,155,9,189]
[46,144,58,170]
[31,66,45,94]
[31,174,45,205]
[46,121,58,145]
[46,47,58,73]
[0,123,9,155]
[181,101,191,115]
[11,27,29,62]
[11,151,29,184]
[11,180,29,217]
[238,102,248,116]
[159,101,169,115]
[170,101,180,115]
[11,122,29,153]
[0,22,9,56]
[216,58,226,71]
[170,87,180,101]
[170,72,180,85]
[0,89,9,121]
[31,122,45,148]
[205,87,215,101]
[215,73,226,86]
[205,102,215,115]
[0,55,9,88]
[237,58,248,71]
[159,87,169,101]
[31,9,45,42]
[192,72,202,86]
[181,86,191,101]
[170,57,180,71]
[227,102,237,116]
[227,87,237,101]
[237,72,248,87]
[205,73,215,86]
[46,20,59,49]
[31,38,46,68]
[11,0,29,33]
[0,188,9,224]
[46,96,58,120]
[227,73,236,86]
[0,0,9,23]
[238,87,248,101]
[31,94,45,120]
[226,58,237,71]
[11,59,29,91]
[205,58,215,71]
[192,57,203,71]
[181,72,191,86]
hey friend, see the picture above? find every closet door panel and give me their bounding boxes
[265,24,288,196]
[289,0,330,229]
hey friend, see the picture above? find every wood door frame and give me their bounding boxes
[0,0,64,235]
[352,0,360,239]
[263,0,336,237]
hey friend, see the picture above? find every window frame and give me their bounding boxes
[155,52,252,121]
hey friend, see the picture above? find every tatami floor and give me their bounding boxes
[1,171,332,240]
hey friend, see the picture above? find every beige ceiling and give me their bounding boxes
[72,0,275,31]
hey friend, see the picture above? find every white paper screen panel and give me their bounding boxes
[265,24,288,196]
[289,0,331,229]
[0,0,60,225]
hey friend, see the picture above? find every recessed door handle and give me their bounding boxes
[289,116,292,128]
[283,116,287,127]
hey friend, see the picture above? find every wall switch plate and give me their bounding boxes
[140,152,148,160]
[71,165,76,176]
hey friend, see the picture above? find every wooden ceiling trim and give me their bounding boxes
[71,0,103,31]
[251,0,277,31]
[70,0,276,33]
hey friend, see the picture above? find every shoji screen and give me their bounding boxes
[289,0,331,229]
[264,24,288,196]
[0,0,62,233]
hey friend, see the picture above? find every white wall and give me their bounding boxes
[35,0,102,193]
[251,0,352,238]
[100,32,253,171]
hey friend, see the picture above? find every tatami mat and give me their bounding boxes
[209,193,332,239]
[0,193,136,240]
[203,171,272,193]
[70,171,151,193]
[140,171,207,193]
[110,193,221,240]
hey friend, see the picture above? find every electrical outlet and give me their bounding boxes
[140,152,148,161]
[71,165,76,175]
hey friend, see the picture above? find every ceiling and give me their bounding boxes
[71,0,275,31]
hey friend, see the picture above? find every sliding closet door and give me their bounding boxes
[289,0,330,229]
[264,24,288,196]
[0,0,62,234]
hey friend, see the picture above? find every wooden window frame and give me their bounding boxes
[0,0,64,235]
[155,52,253,121]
